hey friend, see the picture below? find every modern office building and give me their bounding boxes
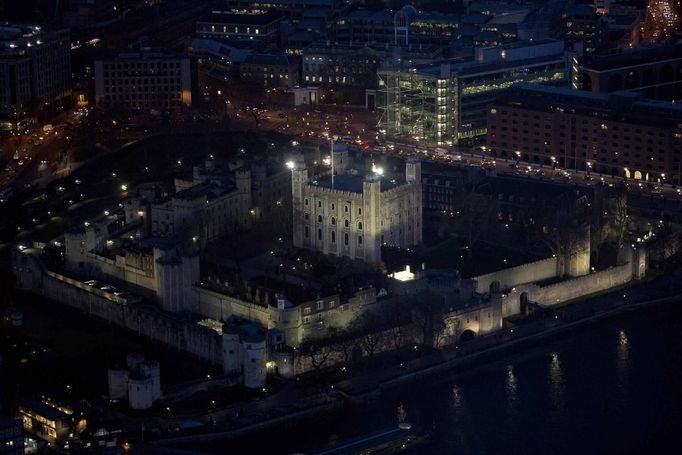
[0,24,71,132]
[302,41,441,88]
[239,52,299,87]
[291,149,422,264]
[562,4,609,54]
[334,6,459,48]
[580,42,682,100]
[196,10,285,44]
[224,0,341,19]
[94,51,195,111]
[486,82,682,183]
[377,39,571,144]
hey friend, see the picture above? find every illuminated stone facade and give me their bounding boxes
[291,155,422,264]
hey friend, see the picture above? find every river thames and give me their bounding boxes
[225,301,682,454]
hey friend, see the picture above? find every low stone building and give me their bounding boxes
[108,354,162,410]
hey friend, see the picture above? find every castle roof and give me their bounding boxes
[311,174,406,193]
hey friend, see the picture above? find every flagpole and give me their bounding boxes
[331,138,334,188]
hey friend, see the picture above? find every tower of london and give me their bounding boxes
[291,146,422,264]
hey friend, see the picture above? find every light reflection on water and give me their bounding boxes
[549,352,565,416]
[220,305,682,455]
[616,330,631,402]
[505,365,518,418]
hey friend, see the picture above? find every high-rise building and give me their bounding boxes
[291,149,422,264]
[563,4,609,54]
[196,10,285,44]
[377,40,571,145]
[94,51,196,111]
[333,6,459,49]
[0,24,71,132]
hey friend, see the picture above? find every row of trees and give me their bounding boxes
[433,168,633,271]
[300,290,452,372]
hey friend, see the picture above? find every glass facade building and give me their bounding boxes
[377,40,571,145]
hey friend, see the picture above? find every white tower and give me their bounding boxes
[291,162,308,248]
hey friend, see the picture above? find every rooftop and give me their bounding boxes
[244,52,296,66]
[18,399,71,422]
[583,42,682,71]
[174,182,233,202]
[310,173,406,193]
[0,23,66,57]
[495,82,682,125]
[391,39,565,77]
[200,10,285,25]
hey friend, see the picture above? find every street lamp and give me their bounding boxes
[587,161,593,175]
[286,161,295,170]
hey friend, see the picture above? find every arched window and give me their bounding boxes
[331,217,336,225]
[317,215,322,223]
[317,229,322,240]
[344,219,349,228]
[358,221,363,230]
[331,231,336,243]
[358,235,363,245]
[344,233,349,245]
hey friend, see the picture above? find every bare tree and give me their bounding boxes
[409,290,447,348]
[349,311,385,359]
[534,192,591,276]
[380,299,412,350]
[327,326,357,364]
[302,341,335,372]
[610,190,629,249]
[440,170,497,256]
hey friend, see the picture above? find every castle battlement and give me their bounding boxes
[292,159,423,264]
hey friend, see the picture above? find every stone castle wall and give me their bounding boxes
[473,257,559,294]
[13,250,223,365]
[499,248,645,316]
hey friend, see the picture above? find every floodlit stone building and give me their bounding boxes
[291,150,422,263]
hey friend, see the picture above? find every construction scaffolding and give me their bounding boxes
[377,68,456,144]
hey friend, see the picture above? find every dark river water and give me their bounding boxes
[220,303,682,454]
